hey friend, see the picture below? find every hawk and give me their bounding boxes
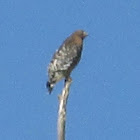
[47,30,88,94]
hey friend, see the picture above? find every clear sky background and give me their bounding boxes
[0,0,140,140]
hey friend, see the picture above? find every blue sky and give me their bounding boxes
[0,0,140,139]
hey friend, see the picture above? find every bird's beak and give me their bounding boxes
[83,31,88,37]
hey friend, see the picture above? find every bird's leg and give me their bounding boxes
[64,77,72,86]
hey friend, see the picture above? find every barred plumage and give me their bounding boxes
[47,30,88,94]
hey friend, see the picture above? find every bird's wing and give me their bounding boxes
[50,43,82,72]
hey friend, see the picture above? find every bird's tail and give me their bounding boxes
[46,81,54,94]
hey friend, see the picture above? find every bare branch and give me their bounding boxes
[57,77,72,140]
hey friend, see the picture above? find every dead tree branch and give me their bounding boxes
[57,77,72,140]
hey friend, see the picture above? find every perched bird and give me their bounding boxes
[47,30,88,94]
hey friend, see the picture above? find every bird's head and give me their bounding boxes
[73,30,88,40]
